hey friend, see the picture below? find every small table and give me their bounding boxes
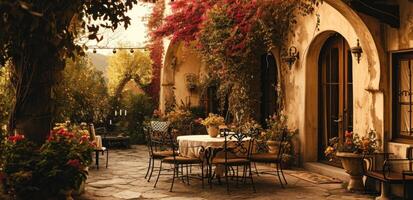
[177,134,251,179]
[102,135,130,148]
[178,135,231,158]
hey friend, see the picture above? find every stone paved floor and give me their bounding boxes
[80,145,374,200]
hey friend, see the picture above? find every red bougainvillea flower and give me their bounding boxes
[8,134,25,142]
[67,159,81,169]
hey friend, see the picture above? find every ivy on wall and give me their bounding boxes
[154,0,320,122]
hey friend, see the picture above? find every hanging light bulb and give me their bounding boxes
[112,48,117,54]
[93,48,97,53]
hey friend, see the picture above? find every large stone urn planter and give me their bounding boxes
[336,152,366,191]
[207,126,219,137]
[267,140,280,154]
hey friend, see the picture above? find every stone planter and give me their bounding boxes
[336,152,365,191]
[207,126,219,137]
[267,140,280,154]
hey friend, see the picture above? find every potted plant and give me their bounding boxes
[262,113,288,154]
[165,107,193,135]
[324,130,379,191]
[201,113,225,137]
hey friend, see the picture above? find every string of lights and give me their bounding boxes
[87,46,147,54]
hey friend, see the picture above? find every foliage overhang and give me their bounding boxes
[154,0,320,121]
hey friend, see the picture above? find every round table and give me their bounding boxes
[177,135,250,158]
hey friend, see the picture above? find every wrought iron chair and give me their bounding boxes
[154,127,204,192]
[250,129,290,188]
[144,121,175,182]
[210,129,256,193]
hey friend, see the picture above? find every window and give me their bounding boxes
[393,52,413,140]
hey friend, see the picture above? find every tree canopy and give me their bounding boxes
[107,48,152,99]
[0,0,138,142]
[53,55,109,124]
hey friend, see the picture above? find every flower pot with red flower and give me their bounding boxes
[325,130,379,192]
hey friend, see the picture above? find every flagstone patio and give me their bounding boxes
[81,145,374,200]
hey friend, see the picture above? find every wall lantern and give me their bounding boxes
[282,46,299,70]
[93,48,97,53]
[130,48,134,53]
[351,39,363,64]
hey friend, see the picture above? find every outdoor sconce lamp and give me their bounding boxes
[130,48,134,53]
[112,48,117,54]
[351,39,363,64]
[93,48,97,53]
[282,46,299,70]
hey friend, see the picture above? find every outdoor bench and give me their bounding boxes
[364,147,413,200]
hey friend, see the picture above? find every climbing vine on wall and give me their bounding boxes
[154,0,321,121]
[146,0,166,107]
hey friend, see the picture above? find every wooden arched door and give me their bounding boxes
[318,34,353,166]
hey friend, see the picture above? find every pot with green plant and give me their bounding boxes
[201,113,225,137]
[263,113,288,154]
[325,130,379,191]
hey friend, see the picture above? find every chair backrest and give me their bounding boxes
[146,121,172,155]
[249,128,268,153]
[151,121,169,132]
[222,129,254,162]
[165,127,179,162]
[277,129,289,162]
[143,125,154,156]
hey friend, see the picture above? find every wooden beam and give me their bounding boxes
[348,0,400,28]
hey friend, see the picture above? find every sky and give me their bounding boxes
[85,2,154,55]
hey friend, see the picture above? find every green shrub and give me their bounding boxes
[1,123,94,199]
[122,93,154,144]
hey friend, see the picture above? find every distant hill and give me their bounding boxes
[88,53,108,76]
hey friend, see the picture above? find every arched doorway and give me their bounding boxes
[317,33,353,166]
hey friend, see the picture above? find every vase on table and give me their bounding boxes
[207,126,219,137]
[336,152,366,191]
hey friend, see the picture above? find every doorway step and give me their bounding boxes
[304,162,349,182]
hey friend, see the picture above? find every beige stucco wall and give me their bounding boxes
[283,1,383,163]
[159,41,205,112]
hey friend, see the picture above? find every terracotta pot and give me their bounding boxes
[267,140,280,154]
[207,126,219,137]
[336,152,365,191]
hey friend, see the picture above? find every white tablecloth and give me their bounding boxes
[177,135,250,158]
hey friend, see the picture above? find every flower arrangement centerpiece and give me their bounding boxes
[201,113,225,137]
[324,129,380,191]
[1,122,95,199]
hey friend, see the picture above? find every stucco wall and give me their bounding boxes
[284,1,383,163]
[160,42,205,112]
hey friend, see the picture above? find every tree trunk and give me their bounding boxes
[9,45,62,144]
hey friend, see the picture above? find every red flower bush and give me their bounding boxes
[7,134,25,143]
[67,159,81,169]
[1,122,95,199]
